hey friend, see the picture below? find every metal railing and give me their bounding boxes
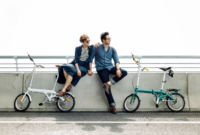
[1,55,200,72]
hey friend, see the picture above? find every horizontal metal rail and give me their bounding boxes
[1,55,200,72]
[1,67,200,69]
[1,63,200,65]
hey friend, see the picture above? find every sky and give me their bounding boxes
[1,0,200,56]
[0,0,200,72]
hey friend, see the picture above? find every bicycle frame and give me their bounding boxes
[131,59,177,104]
[21,64,67,104]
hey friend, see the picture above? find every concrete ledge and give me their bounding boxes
[22,73,189,111]
[0,73,23,111]
[0,72,192,111]
[188,73,200,111]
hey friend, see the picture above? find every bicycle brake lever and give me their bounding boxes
[27,52,34,62]
[131,53,137,63]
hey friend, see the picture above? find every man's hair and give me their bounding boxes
[100,32,109,42]
[80,34,89,43]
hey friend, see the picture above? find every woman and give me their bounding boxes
[56,34,97,96]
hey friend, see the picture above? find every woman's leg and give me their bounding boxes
[61,68,73,92]
[63,68,68,79]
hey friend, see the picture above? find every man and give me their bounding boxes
[88,32,128,114]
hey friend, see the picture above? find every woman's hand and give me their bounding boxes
[94,42,100,47]
[77,70,82,77]
[88,70,93,76]
[55,65,60,67]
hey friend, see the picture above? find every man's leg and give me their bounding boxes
[107,67,128,85]
[97,69,116,108]
[102,67,127,113]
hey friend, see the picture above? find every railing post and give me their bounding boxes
[66,56,69,64]
[14,56,18,72]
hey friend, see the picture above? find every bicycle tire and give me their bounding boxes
[14,93,31,112]
[166,93,185,112]
[56,94,75,112]
[124,94,140,113]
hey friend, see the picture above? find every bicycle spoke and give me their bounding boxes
[57,94,75,112]
[167,93,185,112]
[20,102,23,109]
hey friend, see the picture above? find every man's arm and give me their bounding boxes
[115,63,120,69]
[89,46,98,64]
[88,46,98,75]
[112,47,122,78]
[112,47,120,65]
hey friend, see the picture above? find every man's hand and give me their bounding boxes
[94,42,100,47]
[55,65,60,67]
[116,69,122,78]
[77,70,82,77]
[88,70,93,76]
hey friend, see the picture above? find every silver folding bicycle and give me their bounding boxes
[14,53,75,112]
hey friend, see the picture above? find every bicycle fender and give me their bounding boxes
[66,92,75,98]
[170,92,184,98]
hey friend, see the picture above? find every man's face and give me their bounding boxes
[104,35,111,45]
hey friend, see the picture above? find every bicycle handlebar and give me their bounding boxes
[27,53,45,68]
[144,68,149,71]
[131,53,149,71]
[133,59,137,63]
[40,65,45,68]
[27,52,34,62]
[131,53,138,63]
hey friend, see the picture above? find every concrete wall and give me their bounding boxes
[0,73,23,111]
[188,73,200,111]
[0,72,198,111]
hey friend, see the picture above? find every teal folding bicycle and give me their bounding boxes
[123,54,185,112]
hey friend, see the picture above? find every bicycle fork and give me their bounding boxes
[21,92,32,103]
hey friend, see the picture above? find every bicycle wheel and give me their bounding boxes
[124,94,140,113]
[166,93,185,112]
[14,93,30,112]
[56,94,75,112]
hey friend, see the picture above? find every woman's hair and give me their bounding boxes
[80,34,89,43]
[101,32,109,42]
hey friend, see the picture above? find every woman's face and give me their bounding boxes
[82,38,90,46]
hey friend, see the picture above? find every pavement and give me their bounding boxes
[0,112,200,135]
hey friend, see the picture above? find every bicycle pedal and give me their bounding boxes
[39,103,43,106]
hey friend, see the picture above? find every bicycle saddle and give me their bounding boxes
[159,67,171,71]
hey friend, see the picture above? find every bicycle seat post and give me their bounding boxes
[161,70,167,90]
[29,64,36,88]
[136,59,141,89]
[53,74,59,91]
